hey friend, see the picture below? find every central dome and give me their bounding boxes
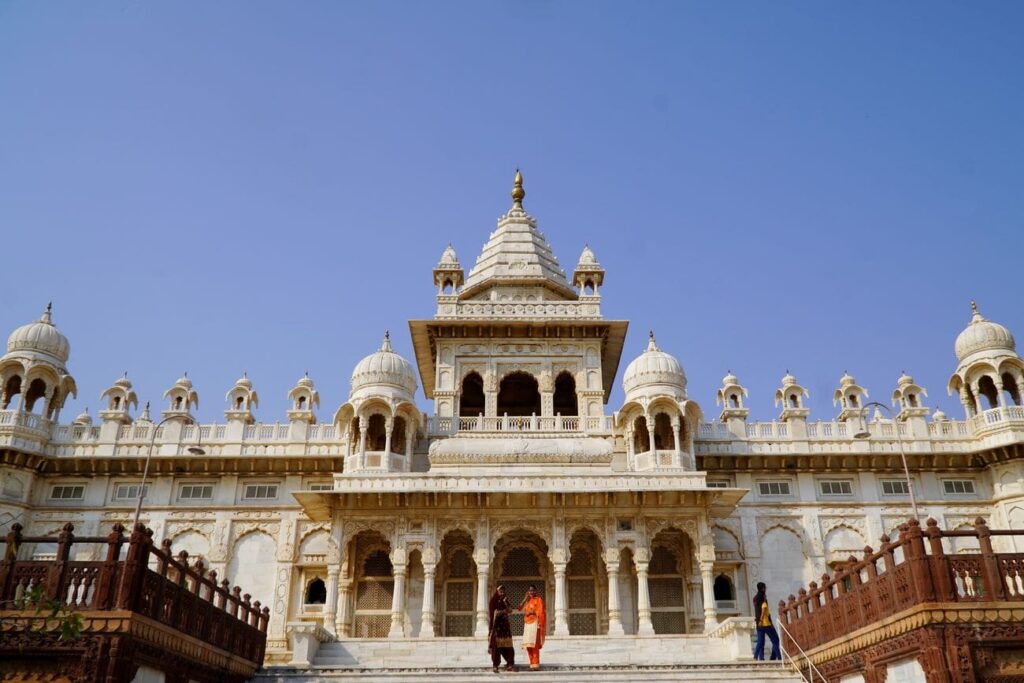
[955,302,1015,362]
[6,304,70,364]
[622,332,686,399]
[351,332,418,396]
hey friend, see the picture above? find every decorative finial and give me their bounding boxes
[381,330,393,352]
[511,168,525,207]
[970,300,985,322]
[646,330,659,352]
[41,302,53,324]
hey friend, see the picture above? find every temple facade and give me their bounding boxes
[1,172,1023,667]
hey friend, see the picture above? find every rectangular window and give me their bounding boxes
[881,480,910,496]
[758,481,791,496]
[307,483,333,491]
[50,485,85,501]
[942,479,975,495]
[706,480,730,489]
[819,480,853,496]
[243,484,279,500]
[113,484,149,501]
[179,484,214,501]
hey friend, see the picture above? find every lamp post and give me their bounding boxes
[853,401,920,521]
[131,408,206,531]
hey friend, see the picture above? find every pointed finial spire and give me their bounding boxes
[970,300,985,322]
[646,330,659,352]
[511,168,525,207]
[41,302,53,324]
[381,330,393,352]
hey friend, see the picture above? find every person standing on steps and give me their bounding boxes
[519,584,546,671]
[753,582,781,661]
[488,584,516,673]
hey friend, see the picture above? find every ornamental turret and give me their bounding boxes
[947,302,1024,417]
[774,371,809,438]
[0,303,77,420]
[225,373,258,425]
[892,371,929,438]
[833,371,868,426]
[572,245,605,297]
[433,244,464,297]
[288,373,320,423]
[162,373,198,422]
[716,370,749,437]
[99,373,137,425]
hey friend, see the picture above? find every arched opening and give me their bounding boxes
[848,394,858,408]
[729,393,739,408]
[442,279,454,295]
[906,393,918,408]
[788,393,799,409]
[496,372,541,417]
[24,379,47,413]
[493,530,551,636]
[978,376,999,410]
[392,416,408,454]
[297,396,306,410]
[619,547,639,635]
[173,396,183,410]
[583,280,595,295]
[235,396,244,410]
[350,532,393,638]
[567,528,604,635]
[713,575,734,602]
[648,529,689,634]
[439,530,476,636]
[964,384,978,416]
[305,577,327,605]
[459,372,485,417]
[633,416,651,453]
[1,375,21,409]
[553,371,578,417]
[112,396,121,410]
[367,414,387,451]
[1001,373,1022,406]
[653,413,674,450]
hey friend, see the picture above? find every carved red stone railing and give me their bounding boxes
[0,522,269,665]
[778,518,1024,655]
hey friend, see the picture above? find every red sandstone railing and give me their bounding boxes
[0,522,269,665]
[778,518,1024,655]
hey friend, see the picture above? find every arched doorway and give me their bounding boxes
[493,530,550,635]
[497,372,541,417]
[459,372,485,417]
[648,528,691,634]
[567,528,605,634]
[439,530,476,636]
[553,372,578,417]
[350,531,393,637]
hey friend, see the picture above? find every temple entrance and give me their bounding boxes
[649,528,690,634]
[493,530,551,635]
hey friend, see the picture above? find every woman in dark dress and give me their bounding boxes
[488,584,516,673]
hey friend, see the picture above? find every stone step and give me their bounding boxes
[254,663,803,682]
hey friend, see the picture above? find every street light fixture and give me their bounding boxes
[853,401,920,521]
[131,407,206,531]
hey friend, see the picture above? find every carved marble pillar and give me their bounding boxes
[474,558,490,637]
[996,378,1008,407]
[384,417,394,457]
[642,413,654,453]
[405,423,415,467]
[336,577,353,636]
[671,416,683,468]
[324,566,340,634]
[553,562,569,635]
[700,561,718,632]
[635,548,654,635]
[358,416,368,469]
[389,562,408,638]
[419,560,437,638]
[605,549,624,635]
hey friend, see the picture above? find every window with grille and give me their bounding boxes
[758,481,791,496]
[567,548,598,635]
[648,545,686,634]
[881,480,910,496]
[707,480,730,488]
[179,484,214,501]
[443,548,475,636]
[942,480,975,495]
[819,480,853,496]
[243,484,278,500]
[353,549,394,637]
[50,485,84,501]
[497,546,545,636]
[307,482,333,491]
[113,483,149,501]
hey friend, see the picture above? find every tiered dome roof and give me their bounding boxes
[622,331,687,398]
[955,302,1015,362]
[6,304,70,364]
[351,332,418,395]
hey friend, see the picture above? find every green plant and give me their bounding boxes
[2,584,84,641]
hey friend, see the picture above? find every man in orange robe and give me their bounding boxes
[519,584,546,670]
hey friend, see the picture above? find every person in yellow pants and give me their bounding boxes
[519,585,547,670]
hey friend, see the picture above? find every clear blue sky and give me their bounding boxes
[1,1,1021,423]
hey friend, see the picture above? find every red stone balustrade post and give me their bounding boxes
[975,517,1006,601]
[923,518,955,602]
[46,523,75,602]
[901,520,936,604]
[117,523,153,611]
[95,524,125,609]
[0,523,24,600]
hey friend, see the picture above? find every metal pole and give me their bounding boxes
[131,416,201,531]
[862,401,920,521]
